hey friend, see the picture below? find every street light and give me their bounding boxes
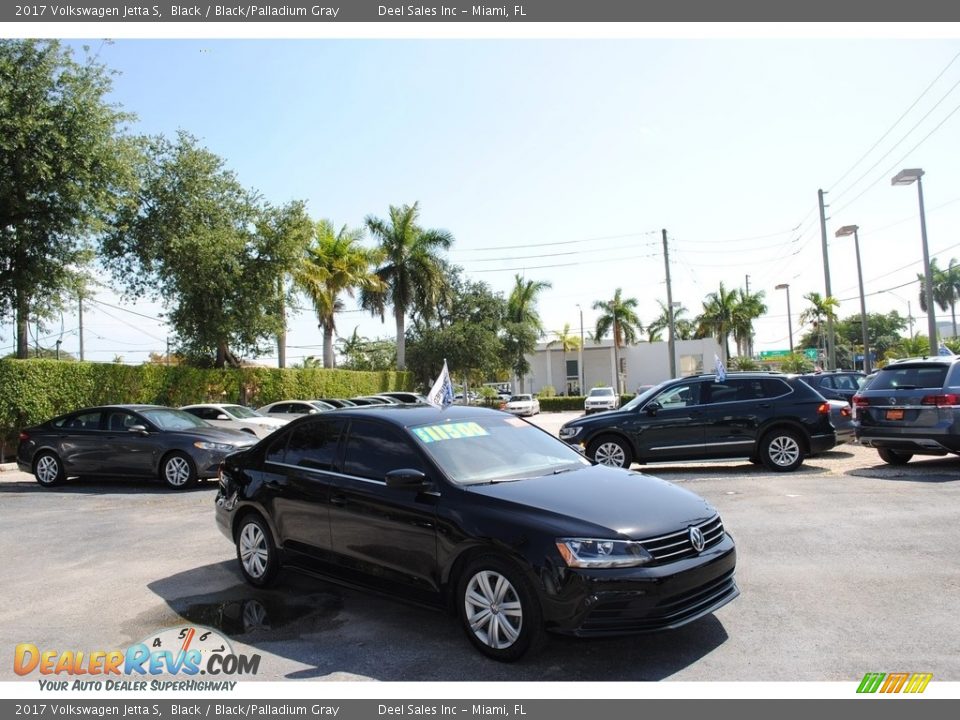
[835,225,871,373]
[774,283,794,354]
[576,304,585,396]
[892,168,938,355]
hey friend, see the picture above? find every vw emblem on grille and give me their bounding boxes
[689,526,705,552]
[889,398,897,405]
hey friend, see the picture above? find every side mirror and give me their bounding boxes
[307,408,319,414]
[644,401,662,416]
[216,414,230,421]
[385,468,429,490]
[128,424,148,435]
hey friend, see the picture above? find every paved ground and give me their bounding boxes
[2,412,959,681]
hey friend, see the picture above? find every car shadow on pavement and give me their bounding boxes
[845,455,960,483]
[633,459,840,477]
[144,561,730,682]
[0,476,218,494]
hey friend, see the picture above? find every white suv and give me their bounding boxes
[584,387,619,414]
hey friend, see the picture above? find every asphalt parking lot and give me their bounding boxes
[3,410,959,682]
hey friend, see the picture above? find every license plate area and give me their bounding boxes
[886,409,904,420]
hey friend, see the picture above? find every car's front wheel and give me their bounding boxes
[457,555,545,662]
[33,451,65,487]
[877,448,913,465]
[587,435,632,468]
[160,451,197,489]
[236,514,279,587]
[759,429,804,472]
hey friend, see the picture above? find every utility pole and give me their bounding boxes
[908,301,915,336]
[166,337,171,366]
[745,274,750,295]
[818,189,837,370]
[78,292,85,361]
[663,229,677,379]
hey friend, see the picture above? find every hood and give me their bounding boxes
[248,416,288,427]
[564,407,631,429]
[465,464,714,540]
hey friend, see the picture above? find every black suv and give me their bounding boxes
[798,371,866,404]
[559,372,836,472]
[855,356,960,464]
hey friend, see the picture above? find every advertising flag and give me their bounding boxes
[427,360,455,408]
[714,354,727,382]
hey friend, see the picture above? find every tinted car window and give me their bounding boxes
[55,410,103,430]
[870,365,949,391]
[650,382,701,408]
[284,419,346,471]
[105,410,140,432]
[760,378,792,398]
[265,433,289,465]
[184,407,219,421]
[343,420,426,482]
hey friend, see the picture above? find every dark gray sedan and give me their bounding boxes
[17,405,258,490]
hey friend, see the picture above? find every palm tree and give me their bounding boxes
[647,300,688,343]
[697,282,738,362]
[362,202,454,369]
[799,292,839,364]
[294,220,383,368]
[732,288,767,357]
[918,258,958,339]
[505,275,552,390]
[593,288,642,393]
[547,322,582,394]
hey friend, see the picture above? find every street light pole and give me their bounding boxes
[836,225,871,373]
[775,283,794,354]
[576,304,585,396]
[892,168,938,355]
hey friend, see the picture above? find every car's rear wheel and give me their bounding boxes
[160,451,197,489]
[877,448,913,465]
[587,435,632,468]
[236,514,279,587]
[457,555,545,662]
[33,451,65,487]
[760,429,804,472]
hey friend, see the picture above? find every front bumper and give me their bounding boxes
[539,534,738,636]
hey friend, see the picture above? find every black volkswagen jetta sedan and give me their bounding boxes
[215,405,738,661]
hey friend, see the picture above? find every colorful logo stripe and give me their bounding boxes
[857,672,932,694]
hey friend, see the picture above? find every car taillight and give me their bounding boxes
[853,396,869,408]
[920,394,960,406]
[817,402,830,415]
[840,406,851,418]
[18,431,29,441]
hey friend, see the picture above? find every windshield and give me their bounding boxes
[410,416,589,485]
[621,381,670,411]
[588,388,614,397]
[508,395,531,402]
[223,405,259,419]
[140,408,211,431]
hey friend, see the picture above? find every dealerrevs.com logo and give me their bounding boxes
[14,626,259,691]
[857,672,933,694]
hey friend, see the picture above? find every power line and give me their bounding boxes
[451,230,659,253]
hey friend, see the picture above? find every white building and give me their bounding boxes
[523,337,723,395]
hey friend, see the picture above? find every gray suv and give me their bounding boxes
[855,356,960,464]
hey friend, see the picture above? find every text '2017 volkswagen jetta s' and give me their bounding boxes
[216,405,738,661]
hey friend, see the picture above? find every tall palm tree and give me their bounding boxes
[593,288,642,393]
[647,300,688,343]
[294,220,383,368]
[918,258,958,339]
[732,288,767,357]
[547,322,582,393]
[799,292,839,363]
[505,275,552,390]
[362,202,454,369]
[697,282,738,362]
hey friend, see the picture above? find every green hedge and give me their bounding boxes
[0,359,412,458]
[536,394,635,412]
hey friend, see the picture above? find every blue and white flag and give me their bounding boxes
[939,343,953,356]
[714,354,727,382]
[427,360,455,408]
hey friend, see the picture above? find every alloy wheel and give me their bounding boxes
[36,455,60,485]
[594,441,626,467]
[768,435,800,467]
[164,456,192,487]
[239,523,269,580]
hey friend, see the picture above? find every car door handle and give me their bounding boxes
[330,495,347,506]
[265,479,287,490]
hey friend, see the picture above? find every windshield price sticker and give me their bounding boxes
[413,422,489,443]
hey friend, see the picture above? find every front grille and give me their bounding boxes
[640,515,725,563]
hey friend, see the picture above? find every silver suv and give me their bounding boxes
[855,356,960,464]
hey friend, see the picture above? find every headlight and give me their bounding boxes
[555,538,653,568]
[194,441,235,451]
[559,426,582,439]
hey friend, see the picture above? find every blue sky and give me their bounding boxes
[8,36,960,363]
